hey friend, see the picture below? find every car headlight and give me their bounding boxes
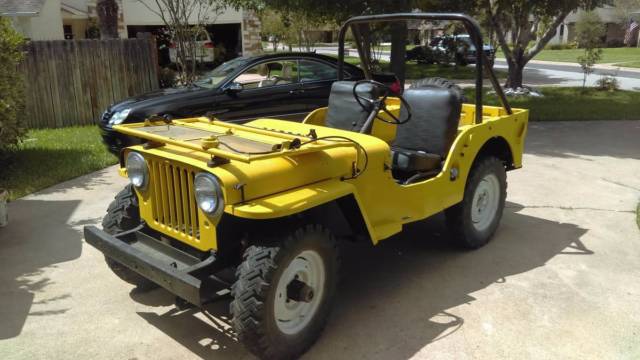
[194,173,224,216]
[125,152,148,190]
[109,108,131,125]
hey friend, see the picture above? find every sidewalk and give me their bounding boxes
[496,58,640,73]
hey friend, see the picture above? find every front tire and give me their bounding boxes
[102,184,155,289]
[445,156,507,249]
[230,224,339,359]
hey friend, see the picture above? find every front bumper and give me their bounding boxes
[84,225,226,306]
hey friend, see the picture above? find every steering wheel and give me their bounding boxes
[352,80,412,129]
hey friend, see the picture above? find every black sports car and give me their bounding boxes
[99,52,399,154]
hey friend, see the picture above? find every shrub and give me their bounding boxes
[0,17,26,154]
[547,43,577,50]
[595,75,620,91]
[605,39,625,48]
[158,67,177,88]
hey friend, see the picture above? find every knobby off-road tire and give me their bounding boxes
[445,156,507,249]
[102,184,155,290]
[230,224,340,360]
[410,77,466,102]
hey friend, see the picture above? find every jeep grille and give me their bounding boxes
[147,158,200,240]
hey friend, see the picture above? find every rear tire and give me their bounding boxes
[102,184,156,290]
[230,224,339,359]
[445,156,507,249]
[410,77,465,102]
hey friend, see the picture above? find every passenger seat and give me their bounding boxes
[391,86,462,183]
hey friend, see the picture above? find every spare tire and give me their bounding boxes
[410,77,463,95]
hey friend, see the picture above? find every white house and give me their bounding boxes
[549,5,640,46]
[1,0,64,40]
[0,0,262,55]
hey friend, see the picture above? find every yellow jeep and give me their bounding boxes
[84,13,528,359]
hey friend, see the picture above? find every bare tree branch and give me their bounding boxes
[525,10,571,62]
[137,0,223,83]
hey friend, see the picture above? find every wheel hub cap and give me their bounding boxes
[471,173,500,232]
[274,250,325,335]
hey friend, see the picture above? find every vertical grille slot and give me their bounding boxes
[148,157,200,240]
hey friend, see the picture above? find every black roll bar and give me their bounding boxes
[337,13,513,124]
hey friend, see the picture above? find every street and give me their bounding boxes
[309,47,640,90]
[493,59,640,90]
[1,121,639,359]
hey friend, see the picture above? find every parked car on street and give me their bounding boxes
[99,52,399,154]
[406,34,496,67]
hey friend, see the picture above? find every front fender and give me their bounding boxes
[228,178,354,219]
[226,178,376,241]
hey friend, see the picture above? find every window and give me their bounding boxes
[233,60,299,89]
[194,57,250,89]
[63,25,73,40]
[196,31,210,41]
[298,60,338,82]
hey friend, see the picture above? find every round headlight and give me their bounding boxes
[194,173,223,216]
[125,152,148,190]
[109,108,131,125]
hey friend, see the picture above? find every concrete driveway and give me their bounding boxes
[1,121,639,360]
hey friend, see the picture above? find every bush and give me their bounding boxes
[596,75,620,91]
[158,67,177,88]
[0,17,26,154]
[605,39,625,48]
[547,43,577,50]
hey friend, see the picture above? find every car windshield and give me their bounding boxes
[456,36,476,50]
[194,57,250,89]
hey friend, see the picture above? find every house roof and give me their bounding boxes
[0,0,45,16]
[61,2,88,18]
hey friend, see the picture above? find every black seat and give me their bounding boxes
[325,81,378,132]
[391,86,462,181]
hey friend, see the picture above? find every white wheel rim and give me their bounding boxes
[274,249,325,335]
[471,173,501,232]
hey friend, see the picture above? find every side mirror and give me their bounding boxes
[226,82,243,94]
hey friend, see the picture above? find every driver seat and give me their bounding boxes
[325,81,379,132]
[391,86,462,183]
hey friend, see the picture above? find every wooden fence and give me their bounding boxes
[19,38,159,129]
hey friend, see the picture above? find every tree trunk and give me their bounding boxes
[390,22,407,87]
[357,24,373,68]
[505,47,527,88]
[96,0,119,39]
[505,60,525,88]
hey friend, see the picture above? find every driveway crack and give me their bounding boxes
[601,178,640,192]
[506,204,636,214]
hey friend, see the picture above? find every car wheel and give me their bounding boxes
[230,224,339,359]
[445,156,507,249]
[102,184,156,290]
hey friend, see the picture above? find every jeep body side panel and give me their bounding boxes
[222,108,528,243]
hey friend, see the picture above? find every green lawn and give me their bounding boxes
[464,87,640,122]
[613,61,640,68]
[344,56,507,80]
[0,126,117,200]
[497,47,640,64]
